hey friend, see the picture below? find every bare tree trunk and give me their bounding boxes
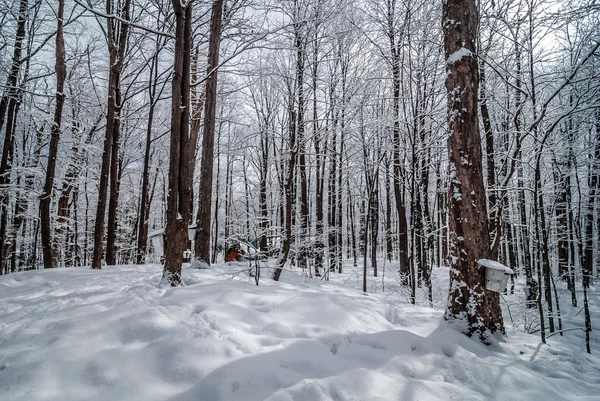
[534,152,554,332]
[294,13,309,271]
[312,48,323,277]
[243,155,251,238]
[583,281,592,353]
[385,162,393,262]
[480,61,499,258]
[259,132,269,252]
[582,110,599,288]
[194,0,224,264]
[40,0,67,268]
[336,115,344,274]
[211,126,221,263]
[370,167,379,277]
[328,109,338,272]
[347,178,357,267]
[163,0,194,285]
[92,0,131,269]
[443,0,504,340]
[387,2,410,282]
[136,87,156,264]
[0,0,28,274]
[274,111,297,281]
[106,92,123,266]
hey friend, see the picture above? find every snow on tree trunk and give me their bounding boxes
[443,0,504,341]
[40,0,67,268]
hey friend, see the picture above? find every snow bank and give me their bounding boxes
[0,264,598,400]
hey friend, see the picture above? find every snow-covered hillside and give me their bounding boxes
[0,263,598,401]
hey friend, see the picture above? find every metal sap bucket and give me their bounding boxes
[478,259,514,293]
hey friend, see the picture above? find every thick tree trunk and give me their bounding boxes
[194,0,224,264]
[163,0,194,285]
[40,0,67,268]
[443,0,504,340]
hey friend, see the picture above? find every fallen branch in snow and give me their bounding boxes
[547,328,585,338]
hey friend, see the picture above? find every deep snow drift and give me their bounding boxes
[0,262,598,401]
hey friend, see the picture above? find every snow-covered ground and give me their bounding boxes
[0,261,598,400]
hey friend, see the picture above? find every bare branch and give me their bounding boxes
[73,0,175,39]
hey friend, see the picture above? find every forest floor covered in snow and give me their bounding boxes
[0,261,598,401]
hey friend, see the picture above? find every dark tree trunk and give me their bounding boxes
[370,169,379,278]
[385,163,393,262]
[163,0,194,285]
[534,154,554,332]
[274,111,297,281]
[313,56,323,277]
[137,23,171,264]
[92,0,131,269]
[336,116,344,274]
[443,0,504,340]
[0,0,28,274]
[136,95,156,264]
[480,61,499,258]
[328,112,338,272]
[194,0,224,264]
[40,0,67,268]
[347,178,357,267]
[106,94,123,266]
[294,16,309,271]
[582,110,599,288]
[259,133,269,253]
[387,2,410,282]
[211,126,221,264]
[7,119,42,272]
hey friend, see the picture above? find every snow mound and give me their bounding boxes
[190,259,210,270]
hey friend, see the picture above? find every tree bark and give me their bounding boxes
[294,10,309,271]
[274,111,297,281]
[195,0,224,264]
[40,0,67,268]
[0,0,28,274]
[480,61,499,258]
[92,0,131,269]
[583,109,600,287]
[385,162,393,262]
[443,0,504,340]
[163,0,194,285]
[259,132,269,253]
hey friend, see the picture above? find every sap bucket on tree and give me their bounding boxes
[478,259,514,293]
[149,229,165,257]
